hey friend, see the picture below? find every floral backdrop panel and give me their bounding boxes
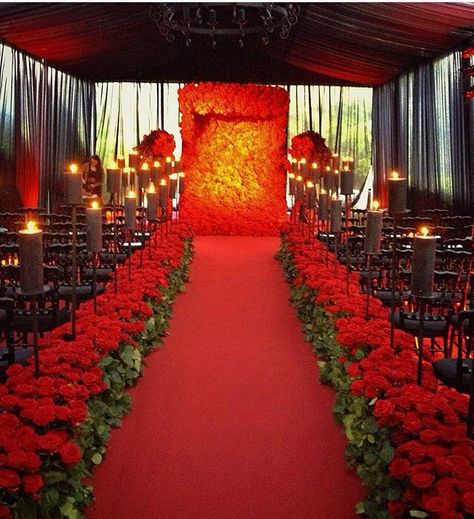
[179,82,289,235]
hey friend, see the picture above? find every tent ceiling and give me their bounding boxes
[0,2,473,85]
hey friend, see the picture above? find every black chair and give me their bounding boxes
[433,311,474,437]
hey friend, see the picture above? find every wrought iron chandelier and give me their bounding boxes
[150,3,300,48]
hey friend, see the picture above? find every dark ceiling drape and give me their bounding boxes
[0,42,94,211]
[372,50,473,213]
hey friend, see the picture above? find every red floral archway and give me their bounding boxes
[179,82,289,235]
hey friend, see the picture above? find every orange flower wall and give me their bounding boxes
[179,82,289,235]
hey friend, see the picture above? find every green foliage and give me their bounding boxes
[277,238,403,518]
[12,237,194,519]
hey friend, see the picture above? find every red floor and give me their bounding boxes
[86,236,363,519]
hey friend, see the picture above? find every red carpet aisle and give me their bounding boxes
[87,236,363,519]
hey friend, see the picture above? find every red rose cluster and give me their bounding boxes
[282,224,474,519]
[178,82,289,236]
[289,131,333,167]
[134,129,176,161]
[0,227,191,516]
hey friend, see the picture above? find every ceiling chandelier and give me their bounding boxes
[150,3,300,48]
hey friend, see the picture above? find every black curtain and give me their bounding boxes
[0,42,95,211]
[372,51,472,214]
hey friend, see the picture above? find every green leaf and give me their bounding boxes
[355,502,365,515]
[44,471,67,485]
[91,453,103,465]
[409,511,429,518]
[41,487,60,510]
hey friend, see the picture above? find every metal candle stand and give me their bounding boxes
[344,195,352,296]
[31,294,40,378]
[365,253,373,320]
[92,251,97,314]
[416,296,428,386]
[128,228,133,281]
[68,204,78,341]
[389,211,410,350]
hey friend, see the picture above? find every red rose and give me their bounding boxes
[373,399,395,419]
[59,441,82,465]
[389,458,411,479]
[0,469,20,488]
[410,471,435,489]
[6,450,27,469]
[31,405,56,426]
[422,495,451,514]
[439,513,464,519]
[37,430,67,451]
[23,473,44,494]
[462,491,474,514]
[23,452,41,472]
[387,499,406,517]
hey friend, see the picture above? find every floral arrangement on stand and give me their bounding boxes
[289,130,333,167]
[0,227,193,518]
[134,129,176,162]
[277,223,474,519]
[178,82,288,235]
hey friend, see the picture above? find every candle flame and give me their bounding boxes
[343,165,349,171]
[127,190,136,198]
[331,194,339,200]
[288,173,295,179]
[141,163,149,170]
[159,179,167,186]
[69,163,78,173]
[420,226,429,237]
[320,189,327,194]
[291,158,297,163]
[131,150,138,156]
[306,181,314,188]
[325,166,331,171]
[153,161,160,167]
[179,172,185,178]
[391,170,399,179]
[123,166,130,173]
[170,173,178,180]
[13,257,18,266]
[296,175,302,182]
[312,162,318,168]
[408,232,414,238]
[166,157,172,163]
[332,153,339,158]
[26,221,37,232]
[372,200,380,210]
[300,158,306,164]
[348,157,354,162]
[147,182,156,193]
[334,170,339,175]
[91,200,99,209]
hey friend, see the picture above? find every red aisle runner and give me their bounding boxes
[87,236,363,519]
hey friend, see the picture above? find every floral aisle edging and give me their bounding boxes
[276,224,474,519]
[178,82,289,236]
[0,227,194,519]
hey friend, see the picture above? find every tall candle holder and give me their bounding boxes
[387,170,409,350]
[86,200,102,314]
[19,220,43,377]
[64,163,82,340]
[124,190,137,281]
[341,165,354,296]
[412,226,436,385]
[364,200,383,320]
[330,197,342,272]
[146,183,159,258]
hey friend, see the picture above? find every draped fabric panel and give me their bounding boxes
[372,51,472,213]
[42,66,95,210]
[14,51,41,208]
[0,42,94,211]
[95,82,183,172]
[287,85,372,190]
[0,44,16,206]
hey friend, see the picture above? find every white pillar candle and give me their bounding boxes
[86,201,102,252]
[19,221,44,295]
